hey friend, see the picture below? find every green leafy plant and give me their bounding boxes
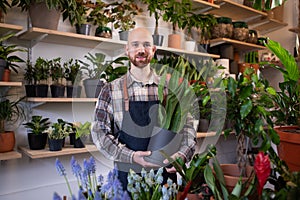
[33,57,50,84]
[74,121,91,139]
[49,57,64,85]
[80,52,128,82]
[0,33,26,73]
[110,0,142,31]
[87,1,113,28]
[63,58,82,85]
[0,0,11,14]
[0,96,25,133]
[46,119,72,140]
[23,115,50,135]
[265,39,300,126]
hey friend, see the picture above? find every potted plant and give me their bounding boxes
[11,0,71,30]
[162,0,192,49]
[265,39,300,172]
[238,51,260,76]
[24,60,36,97]
[0,33,26,82]
[80,52,128,98]
[62,0,93,35]
[33,57,49,97]
[63,58,82,98]
[46,118,71,151]
[23,115,50,150]
[110,0,142,41]
[140,0,166,46]
[72,121,91,148]
[49,57,65,98]
[87,2,114,38]
[0,96,25,153]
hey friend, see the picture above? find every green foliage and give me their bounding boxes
[0,0,11,14]
[244,51,259,63]
[80,53,128,82]
[265,39,300,126]
[87,2,113,28]
[252,0,285,11]
[0,33,26,73]
[74,121,91,139]
[33,57,50,83]
[61,0,90,26]
[23,115,50,135]
[46,118,71,139]
[0,96,25,133]
[162,0,192,33]
[63,58,82,84]
[49,57,64,84]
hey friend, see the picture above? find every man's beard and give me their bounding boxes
[129,52,150,68]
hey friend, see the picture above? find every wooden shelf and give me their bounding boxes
[18,27,127,57]
[156,46,220,58]
[0,23,23,36]
[207,0,287,34]
[26,97,97,102]
[0,150,22,161]
[210,38,266,51]
[0,81,22,87]
[19,144,98,159]
[289,27,300,34]
[192,0,220,13]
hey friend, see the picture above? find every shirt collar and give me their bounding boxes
[126,69,160,87]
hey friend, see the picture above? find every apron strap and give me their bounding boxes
[123,75,129,111]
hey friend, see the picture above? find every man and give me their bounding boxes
[92,27,196,189]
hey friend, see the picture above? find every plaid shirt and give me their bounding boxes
[92,71,196,164]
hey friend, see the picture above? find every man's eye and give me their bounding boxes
[144,43,151,48]
[131,43,139,47]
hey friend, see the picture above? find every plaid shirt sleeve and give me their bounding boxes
[91,83,134,164]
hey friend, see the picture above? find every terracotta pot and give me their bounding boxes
[2,69,10,82]
[220,164,253,193]
[275,126,300,172]
[238,63,259,74]
[177,191,201,200]
[0,131,15,153]
[168,34,181,49]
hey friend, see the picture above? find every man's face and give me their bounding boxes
[126,30,156,68]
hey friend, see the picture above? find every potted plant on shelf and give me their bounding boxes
[140,0,166,46]
[63,58,82,98]
[11,0,72,30]
[73,121,91,148]
[110,0,142,41]
[162,0,192,49]
[0,96,25,153]
[24,60,36,97]
[33,57,49,97]
[49,57,65,98]
[23,115,50,150]
[0,33,26,82]
[87,1,114,38]
[46,118,72,151]
[265,38,300,172]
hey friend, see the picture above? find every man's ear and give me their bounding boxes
[125,44,129,56]
[152,45,157,53]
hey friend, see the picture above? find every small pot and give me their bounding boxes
[95,26,112,38]
[50,84,65,98]
[152,34,164,46]
[36,84,49,97]
[76,24,91,35]
[168,34,181,49]
[25,85,36,97]
[119,31,129,41]
[27,133,47,150]
[48,138,64,151]
[2,69,10,82]
[66,85,82,98]
[0,131,15,153]
[74,138,85,148]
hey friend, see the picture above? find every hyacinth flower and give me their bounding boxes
[254,151,271,196]
[71,156,83,192]
[55,158,73,197]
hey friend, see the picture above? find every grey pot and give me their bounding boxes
[76,24,91,35]
[83,79,104,98]
[119,31,129,41]
[152,34,164,46]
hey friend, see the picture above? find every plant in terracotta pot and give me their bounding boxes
[110,0,142,41]
[23,115,50,150]
[33,57,49,97]
[0,33,26,82]
[264,38,300,172]
[63,58,82,98]
[11,0,73,30]
[49,57,65,98]
[140,0,166,46]
[46,118,72,151]
[162,0,192,49]
[238,51,260,76]
[0,96,25,153]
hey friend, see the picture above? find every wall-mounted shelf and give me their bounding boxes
[0,151,22,161]
[19,144,98,159]
[192,0,220,13]
[156,46,220,58]
[207,0,287,34]
[210,38,266,51]
[0,23,23,36]
[0,81,22,87]
[26,97,97,103]
[289,27,300,33]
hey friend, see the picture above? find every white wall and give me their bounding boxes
[0,1,297,199]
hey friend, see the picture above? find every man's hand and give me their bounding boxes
[133,151,160,168]
[163,152,186,173]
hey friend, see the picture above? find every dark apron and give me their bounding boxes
[115,76,176,190]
